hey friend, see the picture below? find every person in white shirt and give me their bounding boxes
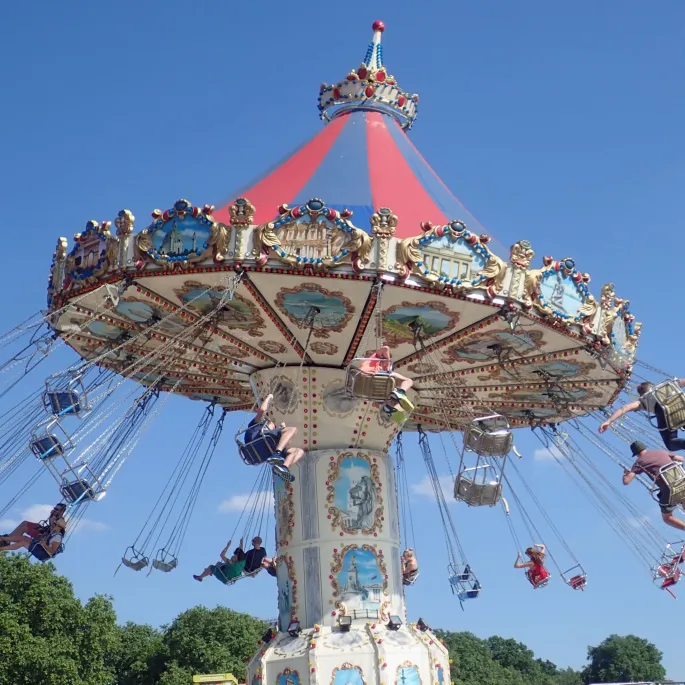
[0,504,66,557]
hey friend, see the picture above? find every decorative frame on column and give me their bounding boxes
[330,544,390,620]
[326,452,384,536]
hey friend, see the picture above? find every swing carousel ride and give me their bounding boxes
[3,17,685,685]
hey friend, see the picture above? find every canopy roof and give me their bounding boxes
[214,22,484,240]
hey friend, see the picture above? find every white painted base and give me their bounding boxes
[248,623,449,685]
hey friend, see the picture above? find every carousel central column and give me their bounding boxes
[251,366,406,631]
[247,367,448,685]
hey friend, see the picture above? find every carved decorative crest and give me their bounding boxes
[396,220,497,292]
[47,237,68,307]
[254,199,372,272]
[64,220,118,289]
[229,197,255,227]
[371,207,398,237]
[115,209,135,237]
[509,239,535,269]
[135,199,229,268]
[523,256,594,328]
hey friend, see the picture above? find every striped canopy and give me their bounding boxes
[214,110,484,240]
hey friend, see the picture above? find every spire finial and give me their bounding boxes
[318,20,419,130]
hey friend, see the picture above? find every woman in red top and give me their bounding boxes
[514,544,550,588]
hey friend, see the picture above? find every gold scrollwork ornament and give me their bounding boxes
[476,251,508,298]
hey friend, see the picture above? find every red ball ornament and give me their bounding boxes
[373,20,385,32]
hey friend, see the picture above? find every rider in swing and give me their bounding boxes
[359,346,415,424]
[623,440,685,531]
[599,380,685,452]
[0,503,67,558]
[244,393,305,482]
[514,544,550,587]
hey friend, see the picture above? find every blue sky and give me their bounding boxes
[2,0,685,677]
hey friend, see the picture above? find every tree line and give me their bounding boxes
[0,554,669,685]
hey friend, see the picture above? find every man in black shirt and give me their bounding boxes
[243,536,267,573]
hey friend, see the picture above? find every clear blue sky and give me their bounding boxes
[2,0,685,677]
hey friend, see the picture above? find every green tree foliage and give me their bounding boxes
[581,634,666,684]
[160,606,268,679]
[0,555,668,685]
[110,622,165,685]
[0,554,119,685]
[436,630,583,685]
[436,630,527,685]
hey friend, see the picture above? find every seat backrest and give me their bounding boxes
[455,477,501,506]
[653,381,685,430]
[238,429,277,465]
[153,558,178,573]
[122,556,149,571]
[661,463,685,504]
[349,370,395,401]
[29,539,62,563]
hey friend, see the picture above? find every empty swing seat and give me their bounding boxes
[561,564,587,590]
[122,548,149,571]
[237,424,278,466]
[464,414,513,457]
[655,463,685,507]
[60,479,98,504]
[30,434,65,460]
[458,584,481,601]
[153,556,178,573]
[652,380,685,431]
[449,564,481,600]
[568,574,587,590]
[44,390,82,417]
[454,476,502,507]
[345,358,396,401]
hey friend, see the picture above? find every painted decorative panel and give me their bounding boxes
[327,453,383,535]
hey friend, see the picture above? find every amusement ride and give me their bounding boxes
[2,17,685,685]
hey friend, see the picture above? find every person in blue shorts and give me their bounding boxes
[244,393,304,482]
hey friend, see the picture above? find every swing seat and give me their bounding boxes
[60,478,98,504]
[122,547,149,571]
[236,424,278,466]
[448,564,480,600]
[44,390,82,417]
[464,415,513,457]
[403,569,420,586]
[43,372,90,418]
[653,462,685,507]
[220,567,260,586]
[652,380,685,431]
[345,358,396,401]
[526,569,551,589]
[567,574,586,590]
[454,476,502,507]
[123,557,149,571]
[30,434,65,460]
[457,587,481,601]
[152,557,178,573]
[28,539,64,562]
[562,564,587,590]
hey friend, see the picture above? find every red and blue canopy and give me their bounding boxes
[214,110,484,240]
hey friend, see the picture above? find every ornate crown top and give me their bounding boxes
[318,20,419,131]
